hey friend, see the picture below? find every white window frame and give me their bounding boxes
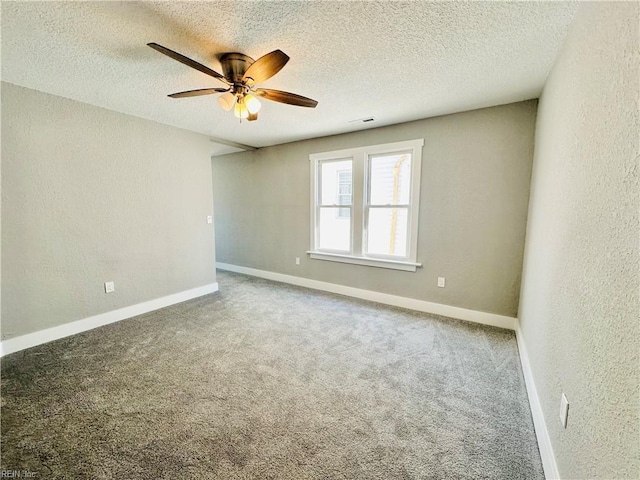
[308,139,424,272]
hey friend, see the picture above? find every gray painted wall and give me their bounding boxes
[518,3,639,478]
[212,101,537,317]
[1,83,217,340]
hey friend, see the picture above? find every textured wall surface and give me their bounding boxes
[1,83,216,340]
[518,3,639,479]
[213,101,537,318]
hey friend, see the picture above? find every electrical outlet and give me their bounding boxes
[207,216,213,224]
[559,393,569,428]
[104,281,115,293]
[295,257,301,266]
[437,277,446,288]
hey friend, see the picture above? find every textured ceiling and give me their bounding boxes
[1,1,578,149]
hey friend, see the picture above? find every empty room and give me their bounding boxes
[1,1,637,479]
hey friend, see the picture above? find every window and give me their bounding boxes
[316,159,352,251]
[309,139,423,271]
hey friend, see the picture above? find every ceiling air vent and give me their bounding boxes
[349,117,375,124]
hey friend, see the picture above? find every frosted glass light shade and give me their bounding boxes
[218,92,235,111]
[244,94,261,114]
[234,98,249,119]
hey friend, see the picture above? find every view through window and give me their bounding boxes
[366,152,412,257]
[317,159,352,251]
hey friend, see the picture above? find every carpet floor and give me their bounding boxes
[1,271,543,479]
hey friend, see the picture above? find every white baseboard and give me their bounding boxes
[0,282,219,357]
[216,262,516,330]
[515,319,560,479]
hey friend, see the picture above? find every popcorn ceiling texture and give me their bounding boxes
[1,83,217,340]
[0,1,577,148]
[518,2,639,478]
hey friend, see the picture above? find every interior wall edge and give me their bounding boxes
[515,319,560,480]
[216,262,516,331]
[0,282,219,357]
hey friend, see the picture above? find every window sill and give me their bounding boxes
[307,251,421,272]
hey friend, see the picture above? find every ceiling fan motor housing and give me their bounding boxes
[219,53,255,84]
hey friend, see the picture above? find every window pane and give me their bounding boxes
[369,152,412,205]
[320,160,352,205]
[337,170,351,218]
[366,208,408,257]
[319,207,351,251]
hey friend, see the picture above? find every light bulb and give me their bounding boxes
[218,92,235,111]
[244,94,261,114]
[234,97,249,119]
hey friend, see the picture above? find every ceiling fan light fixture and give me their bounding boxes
[234,97,249,119]
[217,92,235,111]
[149,43,318,123]
[244,94,261,114]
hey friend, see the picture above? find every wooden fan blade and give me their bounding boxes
[148,43,227,82]
[168,88,229,98]
[254,89,318,108]
[247,112,259,122]
[243,50,289,84]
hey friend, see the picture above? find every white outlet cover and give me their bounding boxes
[437,277,446,288]
[559,393,569,428]
[295,257,301,265]
[207,216,213,224]
[104,281,115,293]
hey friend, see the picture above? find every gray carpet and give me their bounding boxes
[1,271,543,479]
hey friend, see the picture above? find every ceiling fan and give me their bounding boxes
[148,43,318,122]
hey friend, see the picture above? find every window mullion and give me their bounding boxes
[351,151,365,256]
